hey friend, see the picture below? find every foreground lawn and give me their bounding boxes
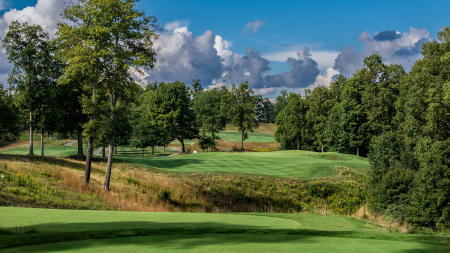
[117,150,370,178]
[0,207,448,252]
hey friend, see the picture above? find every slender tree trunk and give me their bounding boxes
[115,145,117,155]
[29,111,34,156]
[152,146,155,156]
[84,136,93,186]
[356,146,360,156]
[103,136,114,191]
[297,135,300,151]
[104,94,116,191]
[180,138,185,153]
[77,128,83,159]
[142,147,144,157]
[101,142,106,159]
[40,132,44,156]
[163,145,166,152]
[321,144,324,153]
[84,83,97,186]
[241,129,245,152]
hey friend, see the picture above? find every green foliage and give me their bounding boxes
[157,189,172,202]
[0,85,20,146]
[3,21,60,154]
[367,28,450,230]
[140,82,198,153]
[275,93,310,150]
[193,86,226,149]
[408,139,450,230]
[57,0,158,188]
[222,82,259,151]
[198,135,216,151]
[254,95,276,123]
[306,86,334,151]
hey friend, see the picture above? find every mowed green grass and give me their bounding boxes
[1,139,369,179]
[117,150,370,178]
[217,131,275,143]
[0,141,173,157]
[171,131,276,145]
[0,207,448,252]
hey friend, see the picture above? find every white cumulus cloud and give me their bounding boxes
[334,27,431,76]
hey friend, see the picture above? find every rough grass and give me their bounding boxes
[0,154,367,214]
[0,207,448,252]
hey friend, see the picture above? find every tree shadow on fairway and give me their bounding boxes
[395,246,450,253]
[0,221,314,250]
[1,221,449,252]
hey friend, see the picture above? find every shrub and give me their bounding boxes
[157,189,172,202]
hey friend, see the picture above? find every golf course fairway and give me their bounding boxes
[0,207,448,252]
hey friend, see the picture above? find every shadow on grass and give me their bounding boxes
[1,221,449,251]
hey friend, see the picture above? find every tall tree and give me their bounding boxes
[193,87,226,150]
[306,86,334,152]
[223,82,259,152]
[3,21,56,156]
[58,0,157,190]
[144,82,198,153]
[361,55,404,136]
[275,93,309,150]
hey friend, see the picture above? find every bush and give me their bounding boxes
[198,135,215,151]
[157,189,172,202]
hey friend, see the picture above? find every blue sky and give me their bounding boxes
[140,0,448,56]
[1,0,449,96]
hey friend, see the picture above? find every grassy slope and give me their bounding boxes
[1,138,368,179]
[0,207,448,252]
[117,151,370,178]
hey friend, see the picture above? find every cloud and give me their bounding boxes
[310,67,340,89]
[0,0,66,37]
[0,0,66,86]
[244,19,264,33]
[264,47,320,88]
[334,27,431,76]
[253,87,277,96]
[211,46,270,88]
[263,49,339,70]
[148,23,223,85]
[211,45,320,90]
